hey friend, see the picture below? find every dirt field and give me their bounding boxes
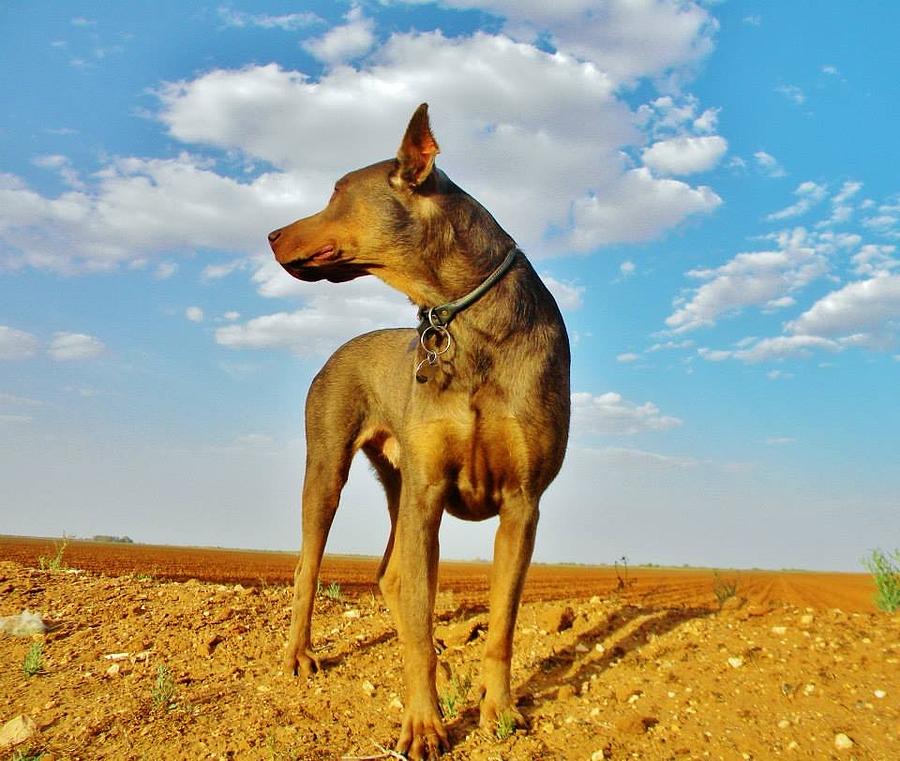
[1,536,897,760]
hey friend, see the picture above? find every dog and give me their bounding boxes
[268,104,570,759]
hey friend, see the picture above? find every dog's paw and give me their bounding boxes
[396,704,450,760]
[478,697,526,736]
[283,647,320,678]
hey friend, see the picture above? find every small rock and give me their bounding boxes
[771,626,787,635]
[206,633,225,656]
[777,719,790,729]
[799,614,814,626]
[594,643,605,654]
[787,741,799,751]
[343,609,361,619]
[728,656,744,669]
[361,680,376,697]
[389,697,403,711]
[589,595,602,605]
[0,715,37,749]
[834,733,853,750]
[105,663,121,677]
[575,642,589,653]
[873,689,886,699]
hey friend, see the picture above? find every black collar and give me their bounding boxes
[416,246,519,334]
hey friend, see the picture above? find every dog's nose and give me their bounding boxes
[268,228,282,243]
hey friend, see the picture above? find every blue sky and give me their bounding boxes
[1,1,897,571]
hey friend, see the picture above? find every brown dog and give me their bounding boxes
[269,104,570,759]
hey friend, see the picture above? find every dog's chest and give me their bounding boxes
[404,410,529,519]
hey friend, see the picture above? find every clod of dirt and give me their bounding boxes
[537,605,575,633]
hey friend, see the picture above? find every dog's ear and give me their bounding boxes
[393,103,440,189]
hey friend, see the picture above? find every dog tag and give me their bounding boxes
[415,355,438,383]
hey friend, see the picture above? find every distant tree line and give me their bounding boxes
[92,535,134,544]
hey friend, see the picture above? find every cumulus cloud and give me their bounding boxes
[665,228,831,333]
[569,168,720,251]
[186,306,205,322]
[786,274,900,340]
[303,5,375,65]
[0,155,309,272]
[775,83,805,105]
[0,326,40,360]
[767,181,828,221]
[422,0,718,85]
[47,332,105,361]
[540,274,584,310]
[698,335,842,363]
[852,244,897,276]
[753,151,785,178]
[642,135,727,175]
[217,260,410,356]
[571,391,682,436]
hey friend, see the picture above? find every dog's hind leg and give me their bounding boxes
[284,373,358,678]
[283,448,353,677]
[478,490,539,730]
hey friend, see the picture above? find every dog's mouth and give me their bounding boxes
[280,245,369,283]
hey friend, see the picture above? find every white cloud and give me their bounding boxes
[569,168,721,250]
[303,5,375,65]
[765,436,795,445]
[186,306,205,322]
[217,7,320,31]
[0,326,40,360]
[0,155,308,272]
[619,260,636,278]
[766,181,828,221]
[572,445,697,469]
[753,150,786,178]
[158,31,719,256]
[821,64,840,77]
[223,311,240,321]
[47,332,105,361]
[540,274,584,310]
[775,83,805,105]
[699,335,842,364]
[571,391,682,436]
[642,135,727,176]
[202,258,248,280]
[154,261,178,279]
[616,352,639,363]
[4,8,723,274]
[786,274,900,339]
[666,228,830,333]
[424,0,718,86]
[216,265,410,356]
[852,244,897,276]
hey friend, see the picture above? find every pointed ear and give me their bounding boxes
[393,103,440,188]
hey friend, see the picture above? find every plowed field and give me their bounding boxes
[1,536,896,760]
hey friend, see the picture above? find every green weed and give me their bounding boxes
[712,571,739,607]
[495,710,517,741]
[863,548,900,613]
[38,535,69,572]
[151,664,177,711]
[23,642,43,677]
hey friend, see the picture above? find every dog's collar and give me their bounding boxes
[416,246,519,334]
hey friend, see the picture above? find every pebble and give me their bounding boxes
[575,643,590,653]
[771,626,787,635]
[873,689,886,699]
[343,609,361,619]
[799,614,814,626]
[834,733,854,750]
[728,656,744,669]
[591,750,607,760]
[595,643,605,654]
[388,697,403,711]
[777,719,790,729]
[361,680,375,696]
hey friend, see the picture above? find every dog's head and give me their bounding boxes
[268,104,443,290]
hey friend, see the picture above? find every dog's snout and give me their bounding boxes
[268,228,282,244]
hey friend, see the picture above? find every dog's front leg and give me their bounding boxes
[479,491,539,732]
[381,480,448,760]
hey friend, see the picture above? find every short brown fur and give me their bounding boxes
[269,104,570,759]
